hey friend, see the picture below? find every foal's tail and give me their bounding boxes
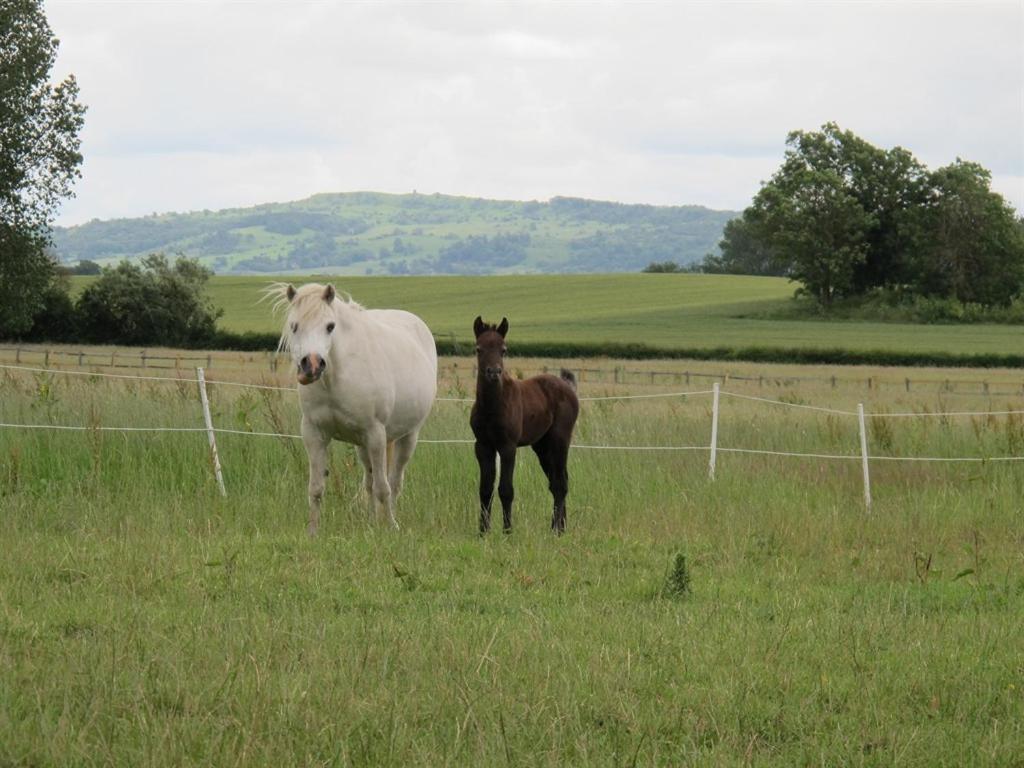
[559,368,577,391]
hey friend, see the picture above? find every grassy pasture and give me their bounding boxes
[1,354,1023,765]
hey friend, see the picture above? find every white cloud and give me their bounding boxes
[47,0,1023,225]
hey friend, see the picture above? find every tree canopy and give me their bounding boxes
[0,0,85,335]
[703,124,1024,308]
[75,255,223,346]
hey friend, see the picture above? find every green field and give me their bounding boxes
[200,273,1024,357]
[2,359,1022,765]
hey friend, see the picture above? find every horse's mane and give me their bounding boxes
[263,282,363,351]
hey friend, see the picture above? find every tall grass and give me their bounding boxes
[1,361,1022,765]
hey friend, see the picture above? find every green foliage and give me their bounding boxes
[23,273,76,342]
[57,258,101,275]
[700,209,783,276]
[641,260,685,273]
[75,254,223,346]
[716,123,1024,309]
[0,0,86,335]
[660,552,692,598]
[910,160,1024,306]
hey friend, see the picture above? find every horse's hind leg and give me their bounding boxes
[301,420,331,536]
[547,438,570,535]
[388,431,418,509]
[355,445,374,512]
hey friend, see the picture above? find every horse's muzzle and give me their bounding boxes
[485,366,502,382]
[297,354,326,385]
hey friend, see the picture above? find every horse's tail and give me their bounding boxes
[559,368,577,391]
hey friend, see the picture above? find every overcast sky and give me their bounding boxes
[47,0,1023,226]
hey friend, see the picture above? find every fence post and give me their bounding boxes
[141,350,147,368]
[857,403,872,512]
[196,367,227,497]
[708,382,720,480]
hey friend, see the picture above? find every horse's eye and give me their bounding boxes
[291,322,298,333]
[501,347,507,356]
[326,322,335,333]
[475,346,482,354]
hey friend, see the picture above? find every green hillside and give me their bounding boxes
[52,192,736,276]
[203,273,1024,358]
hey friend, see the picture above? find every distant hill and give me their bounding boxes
[52,192,738,275]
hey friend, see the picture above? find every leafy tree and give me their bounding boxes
[726,123,1023,309]
[700,209,782,276]
[781,124,927,291]
[76,254,223,346]
[756,166,875,306]
[0,0,85,336]
[909,160,1024,305]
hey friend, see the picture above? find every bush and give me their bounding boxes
[24,276,77,342]
[75,254,223,346]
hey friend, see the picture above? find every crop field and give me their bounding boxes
[206,273,1024,357]
[2,352,1023,765]
[65,273,1024,358]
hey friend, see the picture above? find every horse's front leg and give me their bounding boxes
[365,426,397,529]
[301,419,331,536]
[497,447,517,534]
[475,441,496,534]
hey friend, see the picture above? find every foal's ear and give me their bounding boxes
[473,315,485,338]
[323,284,336,304]
[496,317,509,338]
[286,284,296,302]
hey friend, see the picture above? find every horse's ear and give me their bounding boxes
[497,317,509,338]
[323,284,336,304]
[473,315,485,338]
[286,284,296,302]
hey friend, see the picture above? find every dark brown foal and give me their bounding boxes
[470,316,580,534]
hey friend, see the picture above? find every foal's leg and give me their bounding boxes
[388,431,419,509]
[497,446,517,533]
[301,419,331,536]
[475,441,497,534]
[548,439,570,535]
[365,426,397,529]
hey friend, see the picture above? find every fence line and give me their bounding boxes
[720,390,857,416]
[4,360,1024,419]
[6,360,1024,510]
[6,344,1024,396]
[8,419,1024,464]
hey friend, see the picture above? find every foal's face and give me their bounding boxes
[473,315,509,383]
[283,283,338,386]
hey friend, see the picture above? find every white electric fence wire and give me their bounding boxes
[719,390,858,416]
[5,362,1024,418]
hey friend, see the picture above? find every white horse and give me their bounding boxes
[271,282,437,534]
